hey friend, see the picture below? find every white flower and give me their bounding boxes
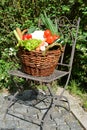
[9,47,14,51]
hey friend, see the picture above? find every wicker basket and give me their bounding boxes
[18,48,62,76]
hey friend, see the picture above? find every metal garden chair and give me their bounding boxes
[4,16,80,127]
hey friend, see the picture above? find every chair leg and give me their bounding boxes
[46,83,70,111]
[3,76,23,119]
[3,90,19,119]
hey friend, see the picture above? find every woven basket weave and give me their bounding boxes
[18,48,62,76]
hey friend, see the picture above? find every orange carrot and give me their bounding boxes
[22,29,28,35]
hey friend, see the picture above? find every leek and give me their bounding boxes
[40,11,59,35]
[13,30,21,41]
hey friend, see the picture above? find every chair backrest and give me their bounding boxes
[57,16,80,70]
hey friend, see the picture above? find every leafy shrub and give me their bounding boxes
[72,30,87,91]
[0,47,19,89]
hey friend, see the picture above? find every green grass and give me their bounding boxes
[35,80,58,93]
[68,80,87,111]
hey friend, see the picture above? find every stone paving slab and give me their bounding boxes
[56,87,87,130]
[0,90,85,130]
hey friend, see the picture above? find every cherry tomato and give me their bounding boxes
[44,30,52,38]
[46,35,54,44]
[22,34,32,40]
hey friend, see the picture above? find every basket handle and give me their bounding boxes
[42,42,63,55]
[46,42,62,51]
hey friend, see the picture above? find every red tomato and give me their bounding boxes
[44,30,52,38]
[22,34,32,40]
[53,35,60,41]
[22,35,27,40]
[26,34,32,39]
[46,35,54,44]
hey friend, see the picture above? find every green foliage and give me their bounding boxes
[68,80,83,96]
[68,80,87,111]
[0,47,19,89]
[83,100,87,111]
[0,0,87,91]
[72,29,87,90]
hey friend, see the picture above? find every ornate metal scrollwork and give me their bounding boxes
[57,16,78,42]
